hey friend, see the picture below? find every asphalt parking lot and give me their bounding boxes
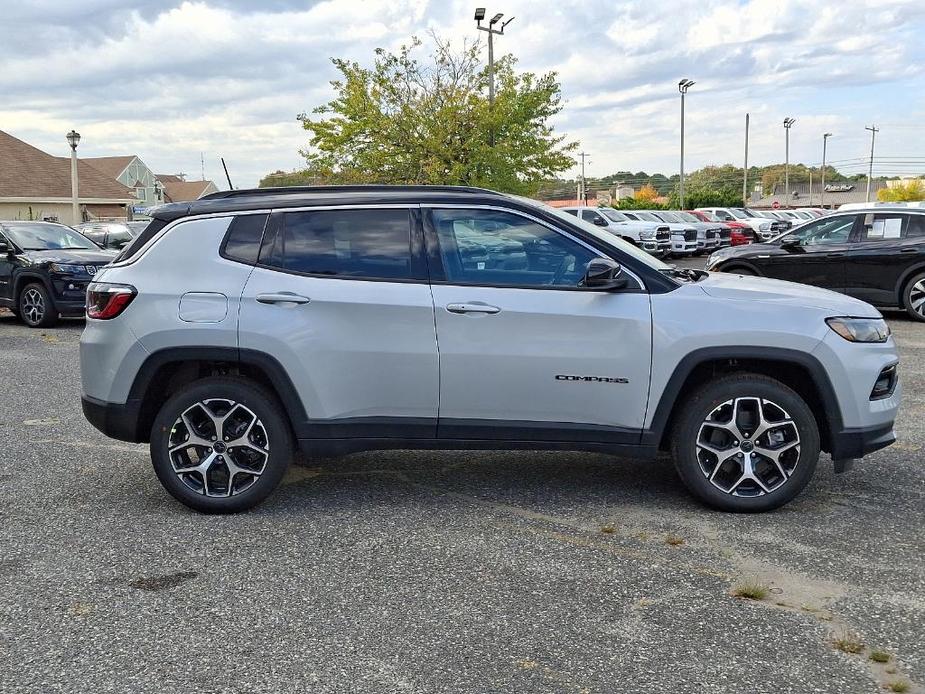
[0,298,922,694]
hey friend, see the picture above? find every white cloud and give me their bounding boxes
[0,0,922,186]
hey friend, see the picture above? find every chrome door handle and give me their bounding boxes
[445,302,501,315]
[256,292,311,305]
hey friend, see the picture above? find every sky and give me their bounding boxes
[1,0,923,189]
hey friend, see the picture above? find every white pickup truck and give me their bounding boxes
[561,206,671,256]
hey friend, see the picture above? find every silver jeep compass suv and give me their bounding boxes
[80,186,901,513]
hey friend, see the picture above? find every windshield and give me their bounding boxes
[738,208,760,218]
[601,209,629,223]
[657,211,683,223]
[634,212,661,222]
[2,222,97,251]
[514,196,671,270]
[673,211,700,223]
[697,211,719,222]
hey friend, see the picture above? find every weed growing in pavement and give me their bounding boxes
[600,525,616,534]
[732,579,769,601]
[832,632,865,654]
[887,681,909,693]
[665,534,684,546]
[870,650,891,663]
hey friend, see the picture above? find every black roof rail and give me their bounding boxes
[200,184,504,201]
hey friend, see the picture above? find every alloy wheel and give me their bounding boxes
[168,398,270,497]
[910,279,925,318]
[695,397,801,497]
[22,288,45,325]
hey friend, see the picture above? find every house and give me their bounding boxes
[0,129,136,224]
[83,155,165,216]
[156,174,219,202]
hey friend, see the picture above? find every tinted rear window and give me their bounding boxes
[262,209,413,280]
[221,214,269,264]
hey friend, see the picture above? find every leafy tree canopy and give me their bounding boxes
[295,35,577,195]
[878,179,925,202]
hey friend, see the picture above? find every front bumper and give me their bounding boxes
[829,422,896,461]
[642,239,672,255]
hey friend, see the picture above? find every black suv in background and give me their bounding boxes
[707,208,925,321]
[75,221,148,250]
[0,221,116,327]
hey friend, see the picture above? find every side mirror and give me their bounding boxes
[591,216,608,226]
[0,241,9,255]
[583,258,629,290]
[779,234,801,248]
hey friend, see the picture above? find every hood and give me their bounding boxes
[697,272,881,317]
[612,220,666,231]
[21,248,117,265]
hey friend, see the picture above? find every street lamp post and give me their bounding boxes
[474,8,514,107]
[783,118,795,207]
[821,133,832,209]
[66,130,81,224]
[678,79,694,209]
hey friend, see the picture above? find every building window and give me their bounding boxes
[135,188,146,200]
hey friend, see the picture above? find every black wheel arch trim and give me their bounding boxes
[896,262,925,306]
[117,346,309,442]
[14,272,56,306]
[642,346,844,449]
[714,260,762,275]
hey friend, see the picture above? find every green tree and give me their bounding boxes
[258,169,327,187]
[297,35,576,195]
[669,186,742,209]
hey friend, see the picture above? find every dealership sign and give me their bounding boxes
[824,184,854,192]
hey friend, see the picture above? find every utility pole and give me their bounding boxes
[783,118,796,207]
[809,169,813,206]
[474,8,514,107]
[577,151,590,206]
[678,79,694,209]
[865,125,879,202]
[821,133,832,208]
[200,152,205,181]
[743,113,749,207]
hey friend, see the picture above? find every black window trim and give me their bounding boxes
[253,204,429,284]
[420,204,647,293]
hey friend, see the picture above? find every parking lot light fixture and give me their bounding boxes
[783,118,796,206]
[66,130,81,224]
[822,133,833,208]
[475,7,514,107]
[678,79,694,209]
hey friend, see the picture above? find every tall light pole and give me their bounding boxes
[66,130,81,224]
[678,79,694,209]
[821,133,832,208]
[474,8,514,107]
[783,118,795,207]
[865,124,879,202]
[743,113,750,207]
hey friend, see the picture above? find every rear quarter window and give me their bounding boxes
[221,214,269,265]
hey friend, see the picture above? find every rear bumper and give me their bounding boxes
[82,394,144,443]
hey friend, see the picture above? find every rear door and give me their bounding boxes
[845,212,919,305]
[0,229,13,302]
[424,206,652,441]
[238,206,439,438]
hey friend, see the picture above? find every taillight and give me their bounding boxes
[87,282,137,319]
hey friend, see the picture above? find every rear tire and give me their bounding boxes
[901,272,925,322]
[150,376,293,513]
[670,373,820,512]
[19,282,58,328]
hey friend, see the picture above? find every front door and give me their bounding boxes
[0,231,14,305]
[762,214,858,292]
[424,206,652,442]
[239,206,439,438]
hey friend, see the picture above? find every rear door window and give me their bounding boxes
[262,208,414,280]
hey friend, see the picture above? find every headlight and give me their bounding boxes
[826,317,890,343]
[49,263,84,274]
[759,222,771,231]
[639,230,655,239]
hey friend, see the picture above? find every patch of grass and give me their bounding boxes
[887,681,909,693]
[720,548,734,559]
[832,632,865,655]
[869,650,891,663]
[732,579,769,601]
[600,525,616,534]
[665,534,684,546]
[886,667,897,674]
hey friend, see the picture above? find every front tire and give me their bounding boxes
[670,374,820,512]
[150,377,293,513]
[902,272,925,322]
[19,282,58,328]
